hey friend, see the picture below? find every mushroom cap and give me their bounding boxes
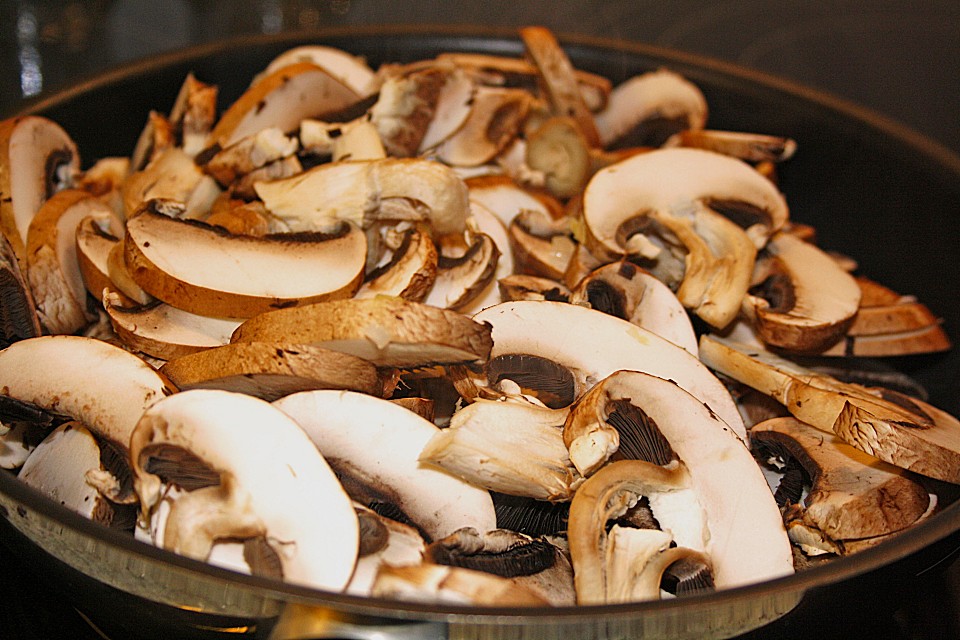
[131,389,359,592]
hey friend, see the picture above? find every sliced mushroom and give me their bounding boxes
[420,398,582,501]
[370,64,451,157]
[347,505,426,596]
[743,231,861,353]
[160,341,381,401]
[424,231,500,311]
[465,301,745,439]
[569,260,698,356]
[273,389,496,541]
[699,334,960,483]
[0,231,42,347]
[254,157,470,237]
[466,174,564,229]
[417,67,476,153]
[751,416,930,550]
[356,224,438,301]
[454,200,515,315]
[203,127,299,187]
[231,297,492,369]
[594,69,708,149]
[0,116,80,267]
[525,116,594,200]
[124,206,366,319]
[121,147,221,219]
[819,323,952,358]
[508,209,577,281]
[371,563,549,606]
[75,213,137,306]
[435,86,531,167]
[131,389,359,591]
[168,73,219,156]
[259,45,377,96]
[208,62,360,148]
[497,274,571,303]
[664,129,797,164]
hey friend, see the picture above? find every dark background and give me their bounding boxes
[0,1,958,638]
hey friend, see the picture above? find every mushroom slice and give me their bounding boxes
[466,174,564,229]
[594,69,708,149]
[130,111,175,173]
[348,505,426,596]
[0,116,80,267]
[570,260,697,356]
[424,231,500,311]
[743,232,861,353]
[699,334,960,483]
[121,147,221,219]
[203,127,299,187]
[417,67,476,153]
[18,421,136,529]
[356,224,438,302]
[260,45,377,96]
[75,214,137,306]
[160,341,380,401]
[582,147,789,259]
[103,291,241,360]
[520,27,601,147]
[168,73,218,156]
[208,62,360,148]
[665,129,797,164]
[420,398,582,501]
[25,189,112,334]
[561,369,791,586]
[424,527,575,606]
[819,323,952,358]
[498,274,571,303]
[231,297,492,369]
[274,390,496,541]
[0,335,176,501]
[254,157,470,237]
[525,116,595,200]
[466,301,745,440]
[847,299,943,337]
[454,201,514,315]
[371,563,549,606]
[508,209,577,281]
[124,207,366,319]
[751,416,930,547]
[435,87,531,167]
[0,232,42,347]
[370,64,451,157]
[131,389,358,591]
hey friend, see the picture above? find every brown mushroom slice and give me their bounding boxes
[260,45,377,96]
[665,129,797,164]
[231,297,492,369]
[423,527,575,606]
[417,67,476,153]
[130,111,175,173]
[435,87,531,167]
[520,27,601,148]
[103,292,241,360]
[498,274,571,303]
[424,232,500,311]
[743,232,861,353]
[25,189,114,334]
[124,208,366,319]
[254,157,470,237]
[121,147,221,219]
[751,416,930,548]
[525,116,594,200]
[131,389,359,591]
[570,261,697,356]
[168,73,218,156]
[699,334,960,483]
[582,147,789,260]
[0,231,42,347]
[274,390,496,541]
[420,398,582,501]
[356,224,438,302]
[370,64,451,158]
[455,201,515,315]
[75,213,136,306]
[594,69,708,149]
[847,299,942,337]
[371,563,549,606]
[208,62,360,148]
[160,341,380,401]
[467,301,745,439]
[0,335,176,501]
[0,116,80,267]
[203,127,299,187]
[819,323,952,358]
[508,209,577,281]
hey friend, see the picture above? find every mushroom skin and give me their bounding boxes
[131,389,359,592]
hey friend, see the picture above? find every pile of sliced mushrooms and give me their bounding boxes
[1,26,957,607]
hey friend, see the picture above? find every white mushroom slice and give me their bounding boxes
[498,274,571,303]
[348,505,426,596]
[18,421,135,527]
[602,526,711,603]
[508,210,577,281]
[0,421,39,470]
[0,335,175,500]
[121,147,221,219]
[356,224,438,302]
[417,68,476,152]
[569,261,698,356]
[423,232,499,311]
[751,416,930,545]
[594,69,708,149]
[78,155,131,214]
[168,73,218,156]
[75,214,135,306]
[231,297,493,368]
[107,238,154,305]
[332,119,386,162]
[435,87,531,167]
[260,45,376,96]
[124,208,366,319]
[743,232,861,353]
[160,341,381,401]
[203,128,299,187]
[665,129,797,164]
[455,201,514,315]
[103,292,241,360]
[254,157,470,237]
[131,389,358,591]
[420,398,582,501]
[467,301,745,440]
[25,189,111,334]
[370,65,449,157]
[208,62,360,148]
[582,147,789,258]
[466,174,563,229]
[274,390,496,541]
[699,334,960,483]
[371,563,549,606]
[0,116,80,267]
[525,116,594,200]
